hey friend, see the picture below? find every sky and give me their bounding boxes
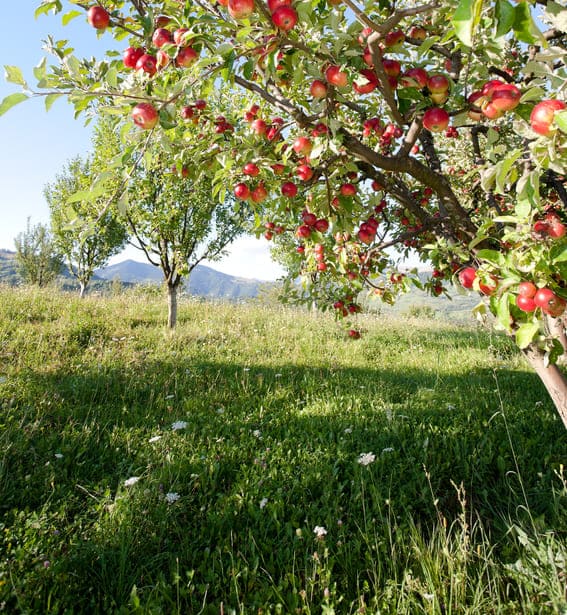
[0,4,285,281]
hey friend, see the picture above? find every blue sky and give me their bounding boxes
[0,4,284,280]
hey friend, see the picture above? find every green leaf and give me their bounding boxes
[452,0,483,47]
[4,65,26,86]
[513,2,546,45]
[550,244,567,263]
[0,92,29,116]
[554,110,567,134]
[515,322,539,349]
[495,0,515,39]
[33,58,47,82]
[62,10,82,26]
[496,292,512,331]
[477,249,505,266]
[45,93,62,111]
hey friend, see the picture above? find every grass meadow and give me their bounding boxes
[0,285,565,614]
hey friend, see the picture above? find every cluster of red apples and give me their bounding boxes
[223,0,297,31]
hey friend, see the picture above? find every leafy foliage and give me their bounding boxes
[13,218,63,287]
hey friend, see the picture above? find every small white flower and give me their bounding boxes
[422,593,435,601]
[165,394,175,400]
[275,373,282,378]
[124,476,140,487]
[171,421,188,431]
[344,427,353,434]
[54,453,64,459]
[446,403,456,411]
[165,492,180,504]
[0,376,7,384]
[216,408,225,415]
[243,368,250,372]
[259,497,268,509]
[313,526,327,538]
[149,435,162,443]
[382,447,394,453]
[358,452,376,466]
[252,430,262,438]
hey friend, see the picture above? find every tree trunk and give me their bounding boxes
[167,283,178,329]
[523,345,567,429]
[79,281,87,299]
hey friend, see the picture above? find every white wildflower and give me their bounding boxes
[216,408,225,415]
[149,435,162,443]
[252,430,262,438]
[171,421,188,431]
[54,453,64,459]
[313,526,327,538]
[165,394,175,400]
[124,476,140,487]
[382,447,394,453]
[344,427,353,434]
[358,452,376,466]
[259,497,268,509]
[165,492,180,504]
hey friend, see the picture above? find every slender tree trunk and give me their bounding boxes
[167,283,178,329]
[524,345,567,429]
[79,281,87,299]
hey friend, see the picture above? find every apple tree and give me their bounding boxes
[46,120,128,297]
[3,0,567,425]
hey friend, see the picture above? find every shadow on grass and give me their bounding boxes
[2,357,565,613]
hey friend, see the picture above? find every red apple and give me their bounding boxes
[530,100,567,136]
[382,58,401,77]
[271,163,285,174]
[228,0,255,19]
[458,266,476,289]
[243,162,260,176]
[87,6,110,29]
[310,79,328,98]
[156,49,171,70]
[234,183,250,200]
[422,107,450,132]
[427,74,450,93]
[136,54,157,75]
[173,28,191,46]
[340,183,357,197]
[490,83,521,112]
[271,5,297,31]
[176,46,198,67]
[281,182,298,198]
[251,183,268,203]
[296,164,313,181]
[516,295,537,312]
[348,329,361,339]
[293,136,312,156]
[408,25,426,40]
[325,65,348,88]
[180,105,194,120]
[296,224,311,238]
[315,218,329,232]
[534,288,567,317]
[123,47,144,69]
[353,69,379,94]
[132,103,159,130]
[268,0,291,10]
[251,119,267,135]
[302,212,317,226]
[384,30,404,47]
[518,281,537,298]
[152,28,172,48]
[399,67,428,89]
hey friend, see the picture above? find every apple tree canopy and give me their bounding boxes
[3,0,567,425]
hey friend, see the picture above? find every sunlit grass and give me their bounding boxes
[0,285,565,613]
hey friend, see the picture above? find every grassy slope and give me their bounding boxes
[0,286,565,614]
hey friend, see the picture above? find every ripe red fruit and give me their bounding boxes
[384,30,404,47]
[234,183,250,200]
[264,231,274,241]
[382,58,401,77]
[490,83,521,112]
[516,295,537,312]
[548,219,566,239]
[530,100,567,136]
[281,182,298,198]
[340,183,357,197]
[427,74,450,94]
[296,164,313,181]
[228,0,255,19]
[479,275,498,296]
[458,266,476,289]
[310,79,328,99]
[292,136,312,156]
[271,163,285,174]
[173,28,190,46]
[123,47,144,69]
[271,5,298,31]
[317,262,327,271]
[152,28,172,48]
[156,49,171,70]
[348,329,361,339]
[518,281,537,298]
[251,183,268,203]
[315,218,329,232]
[251,119,267,135]
[268,0,291,10]
[353,69,379,95]
[132,103,159,130]
[136,54,158,75]
[408,25,426,40]
[422,107,450,133]
[176,46,198,67]
[534,288,567,317]
[399,67,428,89]
[243,162,260,176]
[325,65,348,88]
[180,106,194,120]
[194,99,207,110]
[302,212,317,226]
[296,224,311,238]
[87,6,110,29]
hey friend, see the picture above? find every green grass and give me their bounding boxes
[0,285,565,614]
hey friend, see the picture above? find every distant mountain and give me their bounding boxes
[95,259,267,299]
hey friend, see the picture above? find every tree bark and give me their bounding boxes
[79,281,87,299]
[167,283,178,330]
[523,345,567,429]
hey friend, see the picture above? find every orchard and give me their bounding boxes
[3,0,567,426]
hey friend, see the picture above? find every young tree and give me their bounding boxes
[124,150,250,328]
[14,218,62,288]
[3,1,567,425]
[46,154,127,297]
